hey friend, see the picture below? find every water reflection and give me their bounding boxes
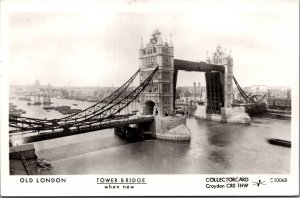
[208,149,230,169]
[36,134,131,161]
[153,140,191,157]
[207,130,232,147]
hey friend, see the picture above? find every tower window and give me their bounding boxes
[162,84,170,93]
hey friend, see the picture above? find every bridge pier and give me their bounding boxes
[114,125,151,141]
[194,105,251,123]
[153,116,191,140]
[115,116,191,141]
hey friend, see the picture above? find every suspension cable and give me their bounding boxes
[63,67,158,127]
[233,75,266,104]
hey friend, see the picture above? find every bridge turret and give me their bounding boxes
[206,51,210,63]
[225,51,234,107]
[139,29,174,116]
[156,33,163,45]
[169,35,173,47]
[164,39,169,47]
[208,45,234,107]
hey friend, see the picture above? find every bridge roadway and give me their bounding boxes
[10,115,154,144]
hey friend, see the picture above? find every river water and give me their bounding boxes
[10,98,291,174]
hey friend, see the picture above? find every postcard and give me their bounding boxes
[1,0,299,196]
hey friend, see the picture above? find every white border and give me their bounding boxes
[1,0,299,196]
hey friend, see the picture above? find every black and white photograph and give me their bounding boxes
[1,0,299,196]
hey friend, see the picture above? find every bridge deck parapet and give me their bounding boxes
[10,115,155,144]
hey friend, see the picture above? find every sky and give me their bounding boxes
[6,0,299,87]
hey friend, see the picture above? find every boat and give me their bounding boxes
[33,95,42,105]
[43,94,52,105]
[27,102,31,105]
[73,104,78,106]
[267,112,291,118]
[18,97,30,101]
[10,111,22,116]
[267,138,291,148]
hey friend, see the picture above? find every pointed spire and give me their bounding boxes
[140,37,144,49]
[228,49,233,59]
[169,34,173,47]
[164,38,169,46]
[206,51,211,63]
[157,34,163,45]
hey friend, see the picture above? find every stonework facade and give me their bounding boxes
[206,45,233,107]
[139,30,174,116]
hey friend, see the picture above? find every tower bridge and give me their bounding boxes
[9,30,252,147]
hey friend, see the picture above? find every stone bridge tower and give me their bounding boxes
[139,30,174,116]
[207,45,233,108]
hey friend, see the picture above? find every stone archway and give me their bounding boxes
[144,100,156,115]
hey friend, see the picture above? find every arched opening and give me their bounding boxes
[173,60,225,115]
[144,100,156,115]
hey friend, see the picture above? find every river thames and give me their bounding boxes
[10,98,291,174]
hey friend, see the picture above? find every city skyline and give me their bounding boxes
[7,0,298,88]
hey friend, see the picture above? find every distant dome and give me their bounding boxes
[34,80,40,86]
